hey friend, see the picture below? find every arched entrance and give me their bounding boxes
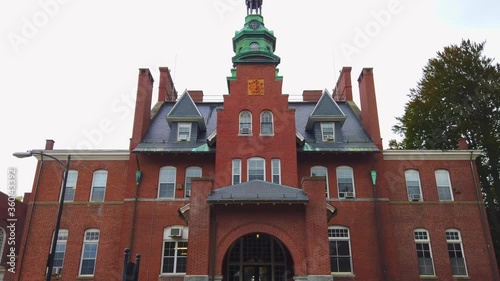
[223,233,294,281]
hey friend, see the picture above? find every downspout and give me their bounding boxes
[372,170,387,281]
[470,151,499,280]
[209,204,217,281]
[16,157,45,281]
[129,155,142,252]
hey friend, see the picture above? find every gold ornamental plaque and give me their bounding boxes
[248,79,264,96]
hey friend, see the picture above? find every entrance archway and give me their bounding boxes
[223,233,294,281]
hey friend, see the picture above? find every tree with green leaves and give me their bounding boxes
[392,39,500,265]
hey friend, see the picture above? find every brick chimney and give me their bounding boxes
[130,68,154,150]
[458,138,468,150]
[188,90,204,102]
[334,67,353,101]
[302,90,323,102]
[158,67,177,102]
[45,139,55,150]
[358,68,382,150]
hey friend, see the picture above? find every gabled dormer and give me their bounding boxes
[306,89,346,142]
[166,90,206,142]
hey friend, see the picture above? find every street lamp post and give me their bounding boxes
[13,151,71,281]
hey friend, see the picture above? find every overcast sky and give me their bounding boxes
[2,0,499,196]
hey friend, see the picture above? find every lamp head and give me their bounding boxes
[13,151,33,158]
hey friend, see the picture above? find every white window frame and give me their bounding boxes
[161,226,188,275]
[232,159,241,185]
[337,166,355,199]
[260,111,274,136]
[311,166,329,198]
[185,167,202,198]
[158,167,176,199]
[414,229,435,276]
[328,226,353,274]
[239,111,252,135]
[405,170,423,201]
[435,170,454,201]
[446,229,468,276]
[321,122,335,141]
[52,229,68,272]
[61,170,78,202]
[271,158,281,184]
[177,123,192,141]
[247,157,265,181]
[79,229,100,276]
[90,170,107,202]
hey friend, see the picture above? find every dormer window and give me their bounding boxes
[178,123,191,141]
[239,111,252,135]
[321,122,335,141]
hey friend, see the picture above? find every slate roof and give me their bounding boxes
[306,90,347,130]
[207,180,309,204]
[133,93,378,153]
[166,90,206,131]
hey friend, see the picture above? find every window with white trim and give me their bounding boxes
[162,227,188,274]
[79,229,99,276]
[446,229,468,276]
[405,170,422,201]
[248,157,265,181]
[321,122,335,141]
[185,167,201,198]
[90,170,107,202]
[260,111,273,135]
[435,170,453,201]
[337,166,355,199]
[239,111,252,135]
[159,167,176,199]
[232,159,241,185]
[53,229,68,271]
[177,123,191,141]
[414,229,435,276]
[0,228,5,264]
[62,170,78,202]
[311,166,329,197]
[328,226,352,273]
[271,159,281,184]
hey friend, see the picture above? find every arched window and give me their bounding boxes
[445,229,468,276]
[79,229,100,276]
[337,166,355,199]
[162,226,188,274]
[405,170,422,201]
[311,166,329,197]
[435,170,453,201]
[248,157,265,181]
[249,42,260,51]
[159,167,176,199]
[239,111,252,135]
[90,170,107,202]
[185,167,202,198]
[414,228,435,276]
[328,226,352,273]
[260,111,273,135]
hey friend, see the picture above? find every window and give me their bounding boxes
[239,111,252,135]
[321,122,335,141]
[414,229,435,276]
[63,170,78,202]
[0,228,5,264]
[260,111,274,135]
[185,167,201,198]
[90,170,107,202]
[249,42,260,51]
[232,159,241,185]
[79,229,99,276]
[328,226,352,273]
[435,170,453,201]
[311,166,329,197]
[162,227,188,274]
[53,229,68,271]
[446,229,467,276]
[405,170,422,201]
[159,167,176,199]
[248,157,265,181]
[272,159,281,184]
[177,123,191,141]
[337,166,355,199]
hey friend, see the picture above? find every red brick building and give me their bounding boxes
[14,3,499,281]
